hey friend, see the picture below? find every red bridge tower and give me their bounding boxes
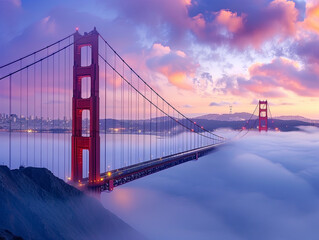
[258,100,268,132]
[71,28,100,184]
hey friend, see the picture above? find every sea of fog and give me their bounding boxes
[101,127,319,240]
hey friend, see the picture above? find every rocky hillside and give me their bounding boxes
[196,112,256,121]
[0,166,145,240]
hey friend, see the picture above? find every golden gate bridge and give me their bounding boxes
[0,28,270,192]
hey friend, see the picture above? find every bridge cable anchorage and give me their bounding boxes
[98,53,224,142]
[98,34,225,141]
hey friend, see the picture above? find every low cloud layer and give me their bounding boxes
[102,127,319,240]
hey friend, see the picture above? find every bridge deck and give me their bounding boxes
[81,143,224,192]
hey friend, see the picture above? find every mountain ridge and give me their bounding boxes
[195,112,319,123]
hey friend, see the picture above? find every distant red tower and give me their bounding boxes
[71,28,100,184]
[258,100,268,132]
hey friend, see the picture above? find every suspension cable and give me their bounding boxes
[231,103,259,140]
[0,43,74,81]
[0,34,73,69]
[98,34,225,140]
[99,53,223,142]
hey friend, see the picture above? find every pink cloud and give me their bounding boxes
[97,0,303,50]
[147,43,197,90]
[237,57,319,97]
[189,0,300,48]
[301,1,319,34]
[215,10,245,33]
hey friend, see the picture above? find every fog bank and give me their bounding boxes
[102,127,319,240]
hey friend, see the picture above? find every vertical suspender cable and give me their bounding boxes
[9,75,12,168]
[46,48,49,169]
[174,111,176,154]
[150,91,152,160]
[159,100,164,157]
[26,67,29,166]
[168,105,170,153]
[135,76,137,162]
[52,54,55,173]
[68,38,71,177]
[57,46,60,176]
[130,70,133,164]
[156,95,158,158]
[40,59,43,167]
[19,60,22,166]
[127,66,130,166]
[164,105,166,155]
[104,43,107,172]
[113,54,116,169]
[121,60,124,167]
[64,48,67,178]
[137,72,140,162]
[33,54,36,166]
[143,83,145,162]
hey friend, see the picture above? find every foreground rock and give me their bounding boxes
[0,166,144,240]
[0,229,23,240]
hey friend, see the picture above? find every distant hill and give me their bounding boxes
[196,112,257,121]
[0,166,145,240]
[192,119,317,132]
[196,113,319,123]
[275,116,319,123]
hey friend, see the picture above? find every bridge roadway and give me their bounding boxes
[80,143,224,192]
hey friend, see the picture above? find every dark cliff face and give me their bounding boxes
[0,229,23,240]
[0,166,145,240]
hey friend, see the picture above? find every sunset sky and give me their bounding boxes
[0,0,319,118]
